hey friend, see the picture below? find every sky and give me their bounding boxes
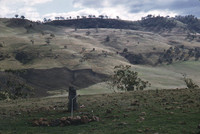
[0,0,200,21]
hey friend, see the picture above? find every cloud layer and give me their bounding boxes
[0,0,199,21]
[0,0,52,20]
[72,0,200,19]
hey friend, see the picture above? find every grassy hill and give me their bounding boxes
[0,17,200,96]
[0,17,200,134]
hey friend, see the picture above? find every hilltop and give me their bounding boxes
[0,16,200,96]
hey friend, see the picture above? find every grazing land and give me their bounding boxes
[0,16,200,134]
[0,88,200,134]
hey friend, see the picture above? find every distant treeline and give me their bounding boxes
[45,15,200,33]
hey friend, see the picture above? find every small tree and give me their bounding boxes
[21,15,25,19]
[105,36,110,42]
[43,18,47,23]
[123,48,128,53]
[183,74,199,89]
[30,40,34,45]
[109,65,150,91]
[15,14,19,18]
[45,38,51,45]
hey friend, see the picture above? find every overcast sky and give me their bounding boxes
[0,0,200,21]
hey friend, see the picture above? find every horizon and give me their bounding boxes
[1,14,200,23]
[0,0,200,21]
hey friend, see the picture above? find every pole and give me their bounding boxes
[71,95,77,117]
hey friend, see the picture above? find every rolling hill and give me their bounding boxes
[0,16,200,96]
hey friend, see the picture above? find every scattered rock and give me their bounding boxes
[137,129,143,133]
[131,100,139,106]
[165,106,173,110]
[140,117,145,121]
[179,121,186,125]
[32,118,50,126]
[123,114,128,118]
[144,128,150,132]
[81,116,90,124]
[50,119,61,127]
[106,109,112,114]
[140,112,146,116]
[118,122,128,126]
[92,116,100,122]
[32,115,100,127]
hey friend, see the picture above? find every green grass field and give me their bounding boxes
[0,88,200,134]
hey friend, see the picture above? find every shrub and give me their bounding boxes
[0,92,9,100]
[105,36,110,42]
[109,65,150,91]
[123,48,128,53]
[0,71,34,100]
[183,75,199,89]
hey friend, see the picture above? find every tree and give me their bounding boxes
[88,15,92,18]
[109,65,150,91]
[183,74,199,89]
[15,14,19,18]
[0,70,34,100]
[21,15,25,19]
[60,16,65,20]
[123,48,128,53]
[55,17,59,20]
[105,36,110,42]
[99,15,104,19]
[43,18,47,23]
[45,37,51,45]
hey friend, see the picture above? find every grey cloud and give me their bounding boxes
[73,0,200,17]
[73,0,104,8]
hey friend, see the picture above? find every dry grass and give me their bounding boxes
[0,19,200,91]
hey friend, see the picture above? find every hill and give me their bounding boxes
[46,15,200,33]
[0,17,200,96]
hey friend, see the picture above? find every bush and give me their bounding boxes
[0,43,3,47]
[0,71,34,100]
[105,36,110,42]
[183,75,199,89]
[0,92,9,100]
[109,65,150,91]
[123,48,128,53]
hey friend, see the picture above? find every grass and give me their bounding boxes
[1,19,200,89]
[0,88,200,134]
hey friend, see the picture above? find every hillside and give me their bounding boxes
[0,17,200,96]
